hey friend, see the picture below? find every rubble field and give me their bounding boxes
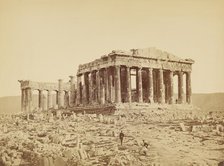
[0,106,224,166]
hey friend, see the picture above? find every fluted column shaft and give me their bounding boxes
[186,71,192,104]
[109,72,113,102]
[69,76,76,107]
[126,66,132,103]
[88,72,93,104]
[26,88,32,112]
[21,89,25,112]
[115,66,121,103]
[58,79,63,108]
[76,75,81,105]
[169,71,174,104]
[104,68,109,102]
[178,71,184,104]
[100,84,105,104]
[83,72,89,104]
[158,69,165,104]
[24,89,28,112]
[47,90,53,109]
[56,91,58,105]
[96,70,101,104]
[148,68,154,103]
[137,67,143,102]
[64,91,69,107]
[39,90,43,110]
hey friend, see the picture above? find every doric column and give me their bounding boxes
[27,88,32,112]
[186,71,192,104]
[126,66,132,103]
[21,89,25,112]
[109,71,113,102]
[148,68,154,103]
[76,75,81,105]
[69,76,76,107]
[88,72,93,104]
[83,72,89,104]
[100,84,105,104]
[47,90,53,109]
[24,88,32,112]
[178,71,184,104]
[104,68,109,102]
[158,69,165,104]
[39,90,43,110]
[56,91,58,105]
[137,67,143,102]
[43,94,47,111]
[115,66,121,103]
[24,88,29,112]
[96,70,101,104]
[169,71,174,104]
[64,91,69,107]
[58,79,63,108]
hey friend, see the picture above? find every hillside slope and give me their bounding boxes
[192,93,224,112]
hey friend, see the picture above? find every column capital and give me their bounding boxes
[69,75,74,79]
[115,65,121,68]
[77,73,82,77]
[125,65,132,69]
[178,70,183,74]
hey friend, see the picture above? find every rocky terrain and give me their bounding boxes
[0,105,224,166]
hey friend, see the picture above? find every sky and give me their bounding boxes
[0,0,224,97]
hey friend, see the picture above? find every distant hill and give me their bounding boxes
[0,96,21,114]
[192,93,224,112]
[0,93,224,114]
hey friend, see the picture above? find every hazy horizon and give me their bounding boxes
[0,0,224,97]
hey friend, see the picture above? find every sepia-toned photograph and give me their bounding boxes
[0,0,224,165]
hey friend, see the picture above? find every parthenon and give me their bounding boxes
[18,47,194,113]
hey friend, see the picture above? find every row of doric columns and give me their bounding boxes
[21,88,71,112]
[20,77,76,112]
[76,66,192,105]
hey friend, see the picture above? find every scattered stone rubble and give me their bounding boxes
[0,107,224,166]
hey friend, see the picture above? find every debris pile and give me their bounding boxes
[0,107,223,166]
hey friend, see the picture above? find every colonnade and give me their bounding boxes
[76,65,192,105]
[19,78,75,112]
[20,88,70,112]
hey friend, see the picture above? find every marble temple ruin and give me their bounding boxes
[18,47,194,113]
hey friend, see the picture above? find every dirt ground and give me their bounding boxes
[0,107,224,166]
